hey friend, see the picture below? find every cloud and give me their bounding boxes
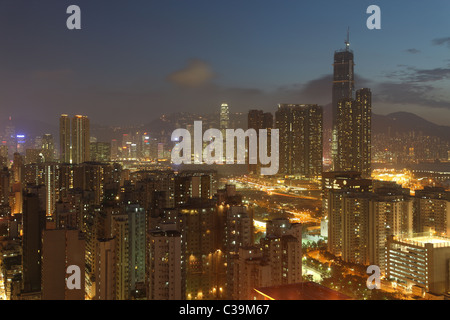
[432,37,450,47]
[404,48,420,54]
[384,65,450,83]
[375,82,450,110]
[166,59,215,88]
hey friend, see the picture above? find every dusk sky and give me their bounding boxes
[1,0,450,126]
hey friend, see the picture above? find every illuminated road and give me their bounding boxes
[229,177,321,201]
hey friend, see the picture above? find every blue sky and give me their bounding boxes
[0,0,449,125]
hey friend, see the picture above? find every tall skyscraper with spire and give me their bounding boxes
[332,29,355,169]
[332,30,372,178]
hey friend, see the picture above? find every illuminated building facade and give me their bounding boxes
[331,35,354,170]
[414,187,450,237]
[335,88,372,177]
[148,227,183,300]
[72,115,90,164]
[386,234,450,296]
[276,104,323,178]
[59,114,71,163]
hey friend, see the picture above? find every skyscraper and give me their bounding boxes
[72,115,90,164]
[275,104,323,178]
[247,110,274,175]
[331,31,354,169]
[219,103,230,134]
[335,89,372,177]
[331,33,372,177]
[41,228,85,300]
[60,115,71,163]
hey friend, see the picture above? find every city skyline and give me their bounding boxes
[0,1,450,126]
[0,1,449,303]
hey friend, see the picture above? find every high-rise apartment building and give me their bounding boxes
[72,115,90,164]
[261,219,302,286]
[414,187,450,237]
[60,115,71,163]
[21,187,46,295]
[247,110,274,175]
[368,182,413,271]
[148,227,183,300]
[323,172,372,256]
[275,104,323,178]
[335,89,372,177]
[41,228,85,300]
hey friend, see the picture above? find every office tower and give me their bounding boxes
[72,115,90,164]
[94,238,116,300]
[323,172,372,256]
[386,234,450,296]
[331,32,355,169]
[247,110,274,174]
[232,247,271,300]
[414,187,450,237]
[21,187,46,295]
[368,183,413,271]
[148,227,183,300]
[41,229,85,300]
[60,114,71,163]
[219,103,230,133]
[275,104,323,178]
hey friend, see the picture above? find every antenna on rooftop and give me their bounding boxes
[345,27,350,51]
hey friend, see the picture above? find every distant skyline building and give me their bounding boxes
[219,103,230,135]
[59,115,71,163]
[72,115,90,164]
[59,114,90,164]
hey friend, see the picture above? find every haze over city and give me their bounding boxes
[0,0,449,305]
[1,1,450,126]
